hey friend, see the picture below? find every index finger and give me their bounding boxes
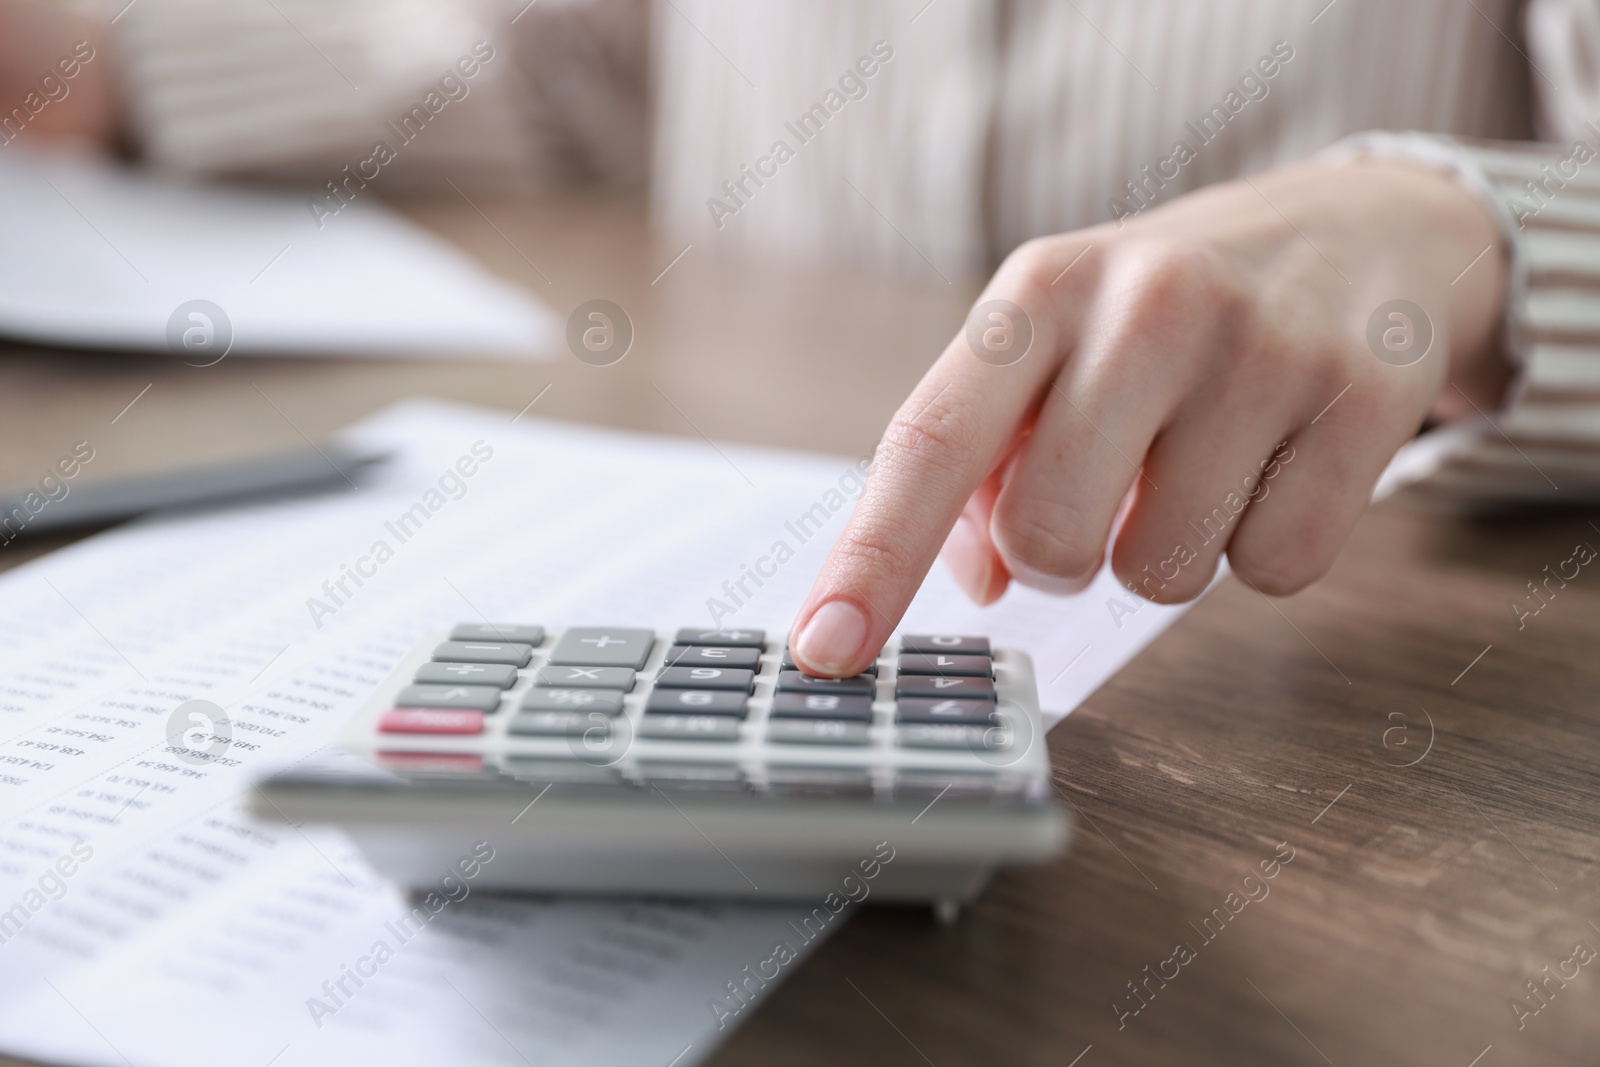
[788,248,1081,676]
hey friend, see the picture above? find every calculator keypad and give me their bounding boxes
[547,628,656,669]
[373,626,1027,785]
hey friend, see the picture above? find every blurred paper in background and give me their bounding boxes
[0,149,559,359]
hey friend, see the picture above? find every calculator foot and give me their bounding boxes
[933,898,960,925]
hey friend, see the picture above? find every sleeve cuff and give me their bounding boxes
[1323,130,1600,503]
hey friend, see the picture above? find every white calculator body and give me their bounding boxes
[253,625,1068,912]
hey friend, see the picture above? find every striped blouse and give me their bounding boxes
[98,0,1600,499]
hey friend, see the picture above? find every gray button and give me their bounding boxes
[767,719,870,745]
[665,645,761,669]
[521,688,625,715]
[899,634,990,656]
[655,666,754,691]
[646,688,748,717]
[432,641,533,667]
[771,692,873,722]
[450,623,545,645]
[535,665,637,690]
[638,714,743,741]
[897,653,992,677]
[509,710,616,737]
[395,684,504,712]
[895,697,997,726]
[776,670,875,696]
[548,627,655,669]
[895,675,996,700]
[782,648,877,675]
[897,723,1006,749]
[415,662,518,688]
[674,628,766,648]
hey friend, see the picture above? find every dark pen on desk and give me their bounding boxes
[0,443,390,541]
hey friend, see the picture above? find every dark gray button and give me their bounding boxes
[509,710,615,737]
[432,641,533,667]
[521,689,624,715]
[534,665,636,690]
[548,627,655,669]
[450,623,545,645]
[395,684,504,712]
[638,714,743,741]
[895,697,997,725]
[897,653,992,677]
[674,628,766,648]
[767,719,870,745]
[899,634,990,656]
[895,675,996,700]
[776,670,875,696]
[897,723,1006,749]
[664,645,761,669]
[771,692,872,721]
[655,666,754,691]
[782,649,877,675]
[414,662,518,688]
[645,688,748,717]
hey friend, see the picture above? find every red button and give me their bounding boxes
[379,708,485,734]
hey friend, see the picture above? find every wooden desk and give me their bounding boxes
[2,192,1596,1067]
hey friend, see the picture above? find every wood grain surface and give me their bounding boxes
[1,191,1595,1067]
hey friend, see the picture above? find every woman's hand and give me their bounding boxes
[0,0,116,151]
[790,155,1511,677]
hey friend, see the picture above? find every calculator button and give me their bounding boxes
[673,628,766,648]
[782,649,877,675]
[770,692,873,722]
[414,662,518,688]
[655,666,755,691]
[431,641,533,667]
[380,708,485,734]
[508,710,616,737]
[394,684,504,712]
[896,723,1006,749]
[894,697,998,725]
[767,719,870,745]
[664,645,761,669]
[450,623,545,645]
[899,634,990,656]
[548,627,656,669]
[534,665,637,690]
[776,670,875,696]
[645,689,749,717]
[894,675,996,700]
[897,653,992,677]
[520,689,625,714]
[637,715,743,741]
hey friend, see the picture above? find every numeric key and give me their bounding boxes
[645,688,749,717]
[899,634,990,656]
[674,628,766,648]
[655,666,755,691]
[664,645,761,669]
[895,675,996,700]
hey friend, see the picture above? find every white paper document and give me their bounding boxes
[0,400,1189,1067]
[0,150,559,359]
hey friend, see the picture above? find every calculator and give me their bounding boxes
[252,625,1068,916]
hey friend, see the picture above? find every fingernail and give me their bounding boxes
[794,599,868,676]
[943,517,994,604]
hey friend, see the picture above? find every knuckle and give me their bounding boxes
[992,501,1102,582]
[829,522,921,587]
[1115,240,1248,333]
[1229,543,1327,597]
[879,393,981,482]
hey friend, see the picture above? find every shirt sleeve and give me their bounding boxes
[1321,125,1600,505]
[101,0,647,191]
